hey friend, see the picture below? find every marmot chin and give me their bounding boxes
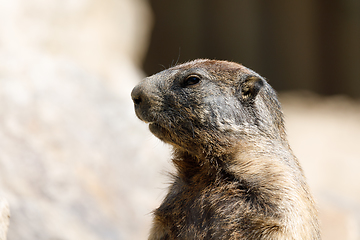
[131,59,320,240]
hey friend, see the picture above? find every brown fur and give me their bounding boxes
[131,59,320,239]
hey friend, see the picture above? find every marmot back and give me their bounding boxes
[131,59,320,240]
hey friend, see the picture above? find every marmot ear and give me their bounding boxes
[241,76,264,101]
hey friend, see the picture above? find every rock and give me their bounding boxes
[0,198,10,240]
[0,0,171,240]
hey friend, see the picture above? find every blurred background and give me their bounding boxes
[0,0,359,239]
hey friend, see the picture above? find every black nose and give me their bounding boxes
[131,84,153,122]
[131,85,143,105]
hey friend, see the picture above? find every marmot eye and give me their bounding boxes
[184,75,201,87]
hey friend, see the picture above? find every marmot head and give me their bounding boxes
[131,59,285,157]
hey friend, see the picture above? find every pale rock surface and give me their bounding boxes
[0,198,10,240]
[0,0,171,240]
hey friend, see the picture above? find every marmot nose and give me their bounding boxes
[131,85,143,105]
[131,84,153,122]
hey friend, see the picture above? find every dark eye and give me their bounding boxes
[183,75,201,87]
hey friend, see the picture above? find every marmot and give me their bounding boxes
[131,59,320,240]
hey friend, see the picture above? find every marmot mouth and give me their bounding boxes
[149,122,163,132]
[149,122,170,142]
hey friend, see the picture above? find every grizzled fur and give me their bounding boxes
[131,59,320,240]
